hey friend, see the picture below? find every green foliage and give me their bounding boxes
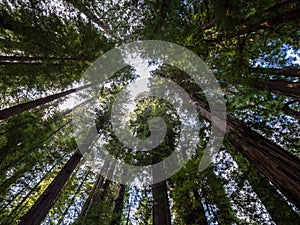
[1,0,299,224]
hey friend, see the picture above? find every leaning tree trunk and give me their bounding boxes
[19,150,83,225]
[225,140,300,225]
[191,94,300,209]
[76,160,115,224]
[79,174,105,219]
[250,67,300,79]
[0,83,92,120]
[254,79,300,100]
[202,166,242,224]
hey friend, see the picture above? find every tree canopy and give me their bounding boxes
[0,0,299,224]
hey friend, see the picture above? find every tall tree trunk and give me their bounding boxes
[151,145,171,225]
[110,184,126,225]
[57,171,91,224]
[225,141,300,225]
[283,100,300,119]
[19,150,83,225]
[0,55,81,62]
[76,160,115,224]
[0,154,66,216]
[79,174,105,219]
[191,94,300,209]
[255,79,300,100]
[0,83,92,120]
[250,67,300,78]
[152,180,171,225]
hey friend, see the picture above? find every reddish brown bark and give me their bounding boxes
[0,83,92,120]
[191,94,300,209]
[19,150,83,225]
[256,79,300,100]
[152,180,171,225]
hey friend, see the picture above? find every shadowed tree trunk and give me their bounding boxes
[0,83,92,120]
[76,160,115,225]
[57,171,91,224]
[225,141,300,225]
[254,79,300,100]
[19,150,83,225]
[250,67,300,78]
[152,159,171,225]
[109,184,126,225]
[79,174,105,219]
[152,180,171,225]
[190,94,300,209]
[282,100,300,119]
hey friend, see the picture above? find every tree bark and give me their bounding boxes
[57,171,91,224]
[190,94,300,209]
[250,67,300,78]
[19,150,83,225]
[76,160,114,224]
[109,184,126,225]
[0,83,92,120]
[151,145,171,225]
[225,141,300,225]
[79,174,105,218]
[255,79,300,100]
[0,55,81,62]
[282,100,300,119]
[152,180,171,225]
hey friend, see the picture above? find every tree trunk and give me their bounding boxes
[225,141,300,225]
[109,184,126,225]
[283,100,300,119]
[178,186,208,225]
[76,160,115,224]
[0,55,81,62]
[1,154,66,216]
[152,180,171,225]
[79,174,105,218]
[191,94,300,209]
[151,145,171,225]
[19,150,83,225]
[57,171,91,224]
[250,67,300,78]
[255,79,300,100]
[0,83,92,120]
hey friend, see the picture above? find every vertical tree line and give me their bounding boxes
[0,0,299,224]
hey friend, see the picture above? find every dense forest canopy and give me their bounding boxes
[0,0,299,224]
